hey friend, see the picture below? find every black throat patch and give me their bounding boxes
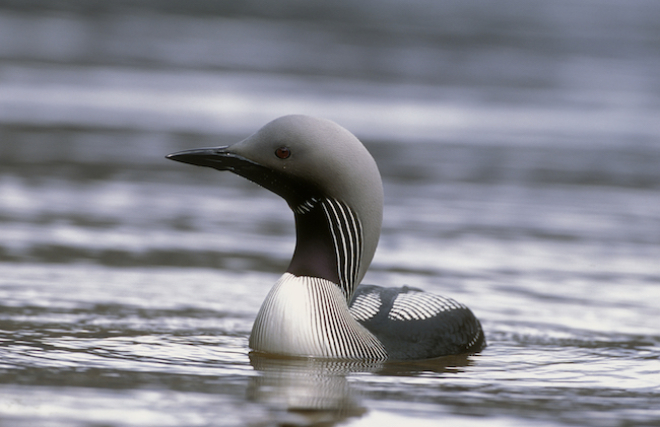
[287,198,363,300]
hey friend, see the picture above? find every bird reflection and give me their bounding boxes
[248,352,375,426]
[247,352,474,426]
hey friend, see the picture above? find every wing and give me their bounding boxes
[349,284,485,360]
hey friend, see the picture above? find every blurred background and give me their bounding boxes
[1,0,658,266]
[0,1,659,426]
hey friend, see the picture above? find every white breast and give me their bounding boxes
[249,273,387,360]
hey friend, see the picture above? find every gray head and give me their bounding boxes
[167,115,383,298]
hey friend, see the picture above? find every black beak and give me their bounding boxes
[167,145,290,195]
[166,146,265,174]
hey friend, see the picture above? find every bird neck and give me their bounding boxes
[287,197,363,300]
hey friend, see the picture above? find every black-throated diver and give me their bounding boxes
[167,115,485,360]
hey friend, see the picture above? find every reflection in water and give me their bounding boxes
[248,353,373,426]
[247,352,474,426]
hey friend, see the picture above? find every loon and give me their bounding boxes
[167,115,485,360]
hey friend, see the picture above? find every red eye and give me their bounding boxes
[275,147,291,159]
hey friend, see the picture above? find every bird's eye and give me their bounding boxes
[275,147,291,159]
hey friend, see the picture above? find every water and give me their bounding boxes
[1,1,659,426]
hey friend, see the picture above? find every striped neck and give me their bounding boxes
[287,197,363,300]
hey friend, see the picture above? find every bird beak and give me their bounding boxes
[166,146,258,172]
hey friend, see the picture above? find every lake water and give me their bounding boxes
[1,1,659,426]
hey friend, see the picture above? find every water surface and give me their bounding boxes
[1,1,659,426]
